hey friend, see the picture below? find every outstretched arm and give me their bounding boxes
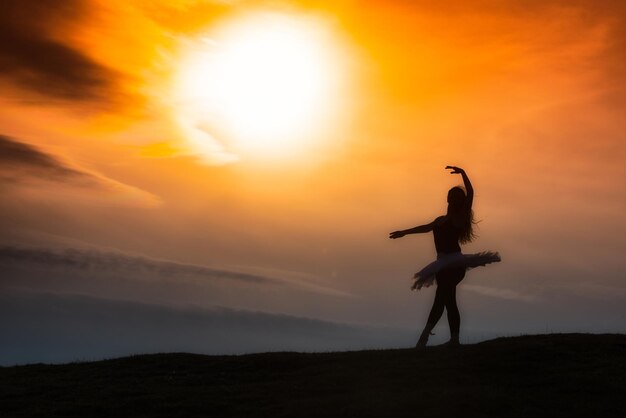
[446,166,473,210]
[389,216,445,239]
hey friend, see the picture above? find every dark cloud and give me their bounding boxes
[0,245,279,285]
[0,289,413,365]
[0,245,357,325]
[0,0,116,100]
[0,135,99,185]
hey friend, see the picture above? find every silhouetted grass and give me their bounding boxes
[2,334,625,417]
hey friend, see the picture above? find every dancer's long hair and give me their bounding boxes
[447,186,477,244]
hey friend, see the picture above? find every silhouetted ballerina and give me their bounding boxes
[389,166,500,348]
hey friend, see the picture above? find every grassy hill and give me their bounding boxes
[2,334,626,417]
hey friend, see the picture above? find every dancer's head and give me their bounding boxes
[447,186,477,243]
[447,186,466,208]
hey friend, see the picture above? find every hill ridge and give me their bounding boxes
[2,333,625,417]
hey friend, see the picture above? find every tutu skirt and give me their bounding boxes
[411,251,501,290]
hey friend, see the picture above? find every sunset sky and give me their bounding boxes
[1,0,625,364]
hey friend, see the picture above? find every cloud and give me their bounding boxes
[0,289,413,365]
[464,284,537,303]
[0,135,161,205]
[0,245,279,285]
[0,245,352,300]
[0,0,117,101]
[0,135,98,185]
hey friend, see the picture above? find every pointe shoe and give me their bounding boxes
[415,340,427,349]
[415,331,434,349]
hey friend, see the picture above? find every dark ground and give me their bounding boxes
[2,334,626,417]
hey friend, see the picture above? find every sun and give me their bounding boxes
[173,12,345,162]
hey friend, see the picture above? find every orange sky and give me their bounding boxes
[1,0,625,350]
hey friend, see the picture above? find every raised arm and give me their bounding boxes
[446,166,473,211]
[389,216,445,239]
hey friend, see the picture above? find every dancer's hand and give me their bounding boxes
[389,230,406,239]
[446,165,465,174]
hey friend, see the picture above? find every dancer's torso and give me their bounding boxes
[433,217,462,254]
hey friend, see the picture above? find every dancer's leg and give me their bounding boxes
[441,267,465,345]
[426,285,446,326]
[417,285,446,347]
[443,284,460,343]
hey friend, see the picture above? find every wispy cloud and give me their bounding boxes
[0,135,99,185]
[0,245,279,285]
[0,245,353,299]
[464,284,537,303]
[0,135,160,205]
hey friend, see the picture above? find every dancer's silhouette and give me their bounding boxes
[390,166,500,348]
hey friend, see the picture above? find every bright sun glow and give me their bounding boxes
[174,12,344,161]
